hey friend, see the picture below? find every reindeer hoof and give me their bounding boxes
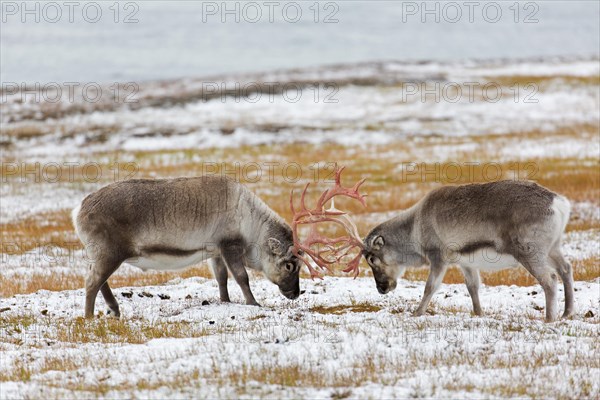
[562,310,575,319]
[106,309,121,318]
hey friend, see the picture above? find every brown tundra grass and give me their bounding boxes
[0,266,213,298]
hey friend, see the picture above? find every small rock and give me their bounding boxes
[121,291,133,298]
[41,309,48,316]
[0,307,10,313]
[185,294,192,300]
[584,310,594,318]
[231,316,235,320]
[209,320,215,325]
[310,290,318,294]
[533,304,544,311]
[201,300,210,306]
[141,292,153,298]
[220,127,235,135]
[300,290,306,294]
[529,291,538,296]
[158,294,170,300]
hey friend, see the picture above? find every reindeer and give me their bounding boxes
[362,180,573,322]
[72,170,365,318]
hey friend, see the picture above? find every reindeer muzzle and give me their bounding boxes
[376,278,397,294]
[280,286,300,299]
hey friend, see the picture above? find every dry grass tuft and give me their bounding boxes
[54,317,209,344]
[0,272,84,297]
[1,209,78,254]
[484,74,600,88]
[402,256,599,286]
[309,304,382,314]
[0,266,213,298]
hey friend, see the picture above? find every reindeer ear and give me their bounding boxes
[372,235,385,250]
[268,238,284,256]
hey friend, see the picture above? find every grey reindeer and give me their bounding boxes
[73,170,365,319]
[362,180,573,322]
[73,176,302,318]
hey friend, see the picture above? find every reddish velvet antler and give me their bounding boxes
[290,166,366,279]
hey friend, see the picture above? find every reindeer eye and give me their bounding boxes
[285,262,295,272]
[368,255,377,265]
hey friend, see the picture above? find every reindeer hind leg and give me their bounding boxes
[100,282,121,318]
[209,256,231,302]
[520,256,558,322]
[85,256,123,318]
[549,248,575,319]
[461,266,483,316]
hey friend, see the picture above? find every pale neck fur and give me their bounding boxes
[388,201,422,253]
[237,185,288,251]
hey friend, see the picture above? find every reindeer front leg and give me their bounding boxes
[220,240,260,306]
[414,256,447,316]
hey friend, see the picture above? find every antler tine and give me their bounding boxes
[289,189,296,215]
[337,214,363,246]
[316,186,333,212]
[353,178,367,207]
[354,178,365,190]
[293,249,324,279]
[300,183,310,213]
[314,166,345,210]
[317,167,367,210]
[341,253,362,278]
[334,165,346,184]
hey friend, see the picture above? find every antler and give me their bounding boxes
[290,166,366,279]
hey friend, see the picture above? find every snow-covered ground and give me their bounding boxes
[1,276,599,399]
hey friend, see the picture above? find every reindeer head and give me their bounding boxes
[261,225,303,300]
[289,166,367,279]
[363,222,423,294]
